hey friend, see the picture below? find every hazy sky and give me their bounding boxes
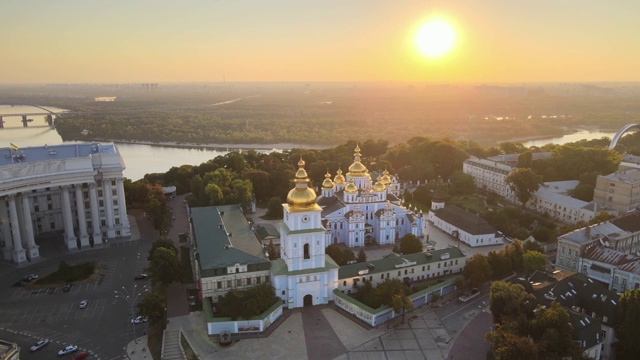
[2,0,639,84]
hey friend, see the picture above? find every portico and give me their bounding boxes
[0,143,130,264]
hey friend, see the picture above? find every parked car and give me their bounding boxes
[63,283,72,293]
[133,274,148,280]
[57,345,78,356]
[13,280,28,287]
[29,339,49,352]
[79,300,88,309]
[72,351,89,360]
[25,274,39,281]
[130,315,148,324]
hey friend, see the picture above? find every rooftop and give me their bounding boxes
[338,247,465,279]
[433,205,497,236]
[534,181,594,210]
[0,142,117,166]
[191,205,268,271]
[600,168,640,184]
[582,245,639,266]
[558,221,628,246]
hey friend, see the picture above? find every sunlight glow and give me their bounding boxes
[415,19,456,58]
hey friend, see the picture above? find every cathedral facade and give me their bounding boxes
[317,146,423,248]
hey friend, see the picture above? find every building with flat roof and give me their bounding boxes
[463,156,517,202]
[0,143,130,264]
[528,181,604,225]
[594,169,640,215]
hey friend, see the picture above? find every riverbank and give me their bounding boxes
[92,138,332,151]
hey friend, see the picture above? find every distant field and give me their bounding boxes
[3,83,640,146]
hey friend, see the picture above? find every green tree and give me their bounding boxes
[357,248,367,263]
[517,151,533,168]
[486,325,539,360]
[148,236,177,261]
[266,197,283,219]
[463,254,493,288]
[372,279,406,308]
[266,240,278,260]
[148,247,182,286]
[529,302,580,359]
[522,251,547,275]
[616,288,640,360]
[204,183,223,205]
[137,291,166,324]
[488,250,512,279]
[326,244,345,265]
[231,179,254,209]
[489,281,533,324]
[505,168,543,206]
[399,234,423,254]
[449,170,475,196]
[391,293,413,323]
[572,183,594,201]
[523,240,544,253]
[531,226,554,243]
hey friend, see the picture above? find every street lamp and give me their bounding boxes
[114,284,149,348]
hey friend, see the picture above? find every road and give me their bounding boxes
[0,210,154,360]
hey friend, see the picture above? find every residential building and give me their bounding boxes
[337,247,465,294]
[528,181,603,225]
[0,143,130,264]
[578,245,638,290]
[594,169,640,215]
[463,156,516,202]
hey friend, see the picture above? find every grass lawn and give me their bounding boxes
[35,261,100,285]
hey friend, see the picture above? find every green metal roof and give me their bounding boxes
[191,205,269,271]
[271,255,340,277]
[255,223,280,241]
[338,247,466,279]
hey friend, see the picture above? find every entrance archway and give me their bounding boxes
[303,294,313,307]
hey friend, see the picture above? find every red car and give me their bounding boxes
[72,352,89,360]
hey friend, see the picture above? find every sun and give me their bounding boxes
[415,19,456,58]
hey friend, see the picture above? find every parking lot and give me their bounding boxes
[0,210,153,360]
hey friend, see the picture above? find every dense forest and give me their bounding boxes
[4,83,640,147]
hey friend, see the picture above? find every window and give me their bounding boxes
[46,194,51,201]
[304,243,310,259]
[282,290,285,295]
[246,278,252,285]
[256,277,261,284]
[217,282,222,289]
[236,279,242,286]
[227,280,232,288]
[343,280,347,286]
[48,204,53,210]
[99,200,104,207]
[34,205,39,212]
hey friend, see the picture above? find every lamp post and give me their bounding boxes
[115,284,148,348]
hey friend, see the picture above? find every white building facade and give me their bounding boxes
[271,159,339,308]
[318,146,422,248]
[0,143,130,264]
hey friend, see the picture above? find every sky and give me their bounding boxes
[2,0,640,84]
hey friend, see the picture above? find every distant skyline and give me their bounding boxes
[2,0,639,84]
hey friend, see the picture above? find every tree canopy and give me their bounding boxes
[505,168,543,206]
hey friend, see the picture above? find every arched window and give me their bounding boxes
[304,243,310,259]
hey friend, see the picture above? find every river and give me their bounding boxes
[0,105,620,181]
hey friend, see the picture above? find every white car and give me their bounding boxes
[130,315,148,324]
[79,300,88,309]
[58,345,78,356]
[30,339,49,352]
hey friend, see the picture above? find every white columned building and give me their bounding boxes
[0,143,130,264]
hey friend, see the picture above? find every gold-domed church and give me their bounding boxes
[317,145,423,247]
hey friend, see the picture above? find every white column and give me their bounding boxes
[103,178,116,238]
[75,184,90,247]
[0,198,14,261]
[61,186,78,250]
[21,193,40,260]
[8,195,26,263]
[89,183,103,245]
[116,178,131,237]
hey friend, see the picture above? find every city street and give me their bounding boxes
[0,210,154,360]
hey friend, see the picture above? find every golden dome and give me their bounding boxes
[381,168,392,186]
[373,177,386,192]
[344,179,358,193]
[322,171,334,189]
[287,158,318,208]
[334,168,346,184]
[348,145,368,175]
